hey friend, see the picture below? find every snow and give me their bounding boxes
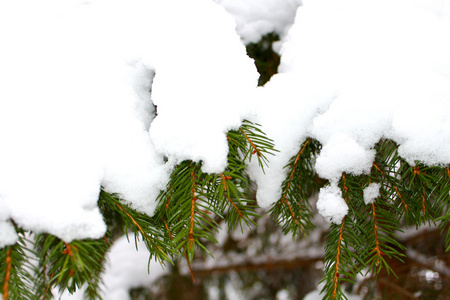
[0,0,258,244]
[248,0,450,223]
[214,0,301,44]
[99,234,166,300]
[316,184,348,224]
[315,133,375,182]
[0,221,17,249]
[363,183,381,205]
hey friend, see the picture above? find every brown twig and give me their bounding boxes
[2,247,12,300]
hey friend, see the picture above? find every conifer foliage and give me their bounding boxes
[1,118,449,299]
[0,120,277,300]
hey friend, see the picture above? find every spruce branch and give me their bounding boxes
[33,234,109,299]
[98,190,171,265]
[156,161,220,262]
[213,133,260,231]
[320,174,367,300]
[360,184,405,277]
[1,247,12,300]
[270,138,321,238]
[321,217,364,300]
[0,233,35,300]
[396,163,440,226]
[436,167,450,251]
[155,120,274,264]
[238,120,277,171]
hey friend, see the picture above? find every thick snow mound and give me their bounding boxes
[214,0,301,44]
[0,0,258,245]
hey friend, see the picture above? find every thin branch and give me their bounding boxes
[188,170,197,250]
[371,203,384,266]
[2,247,12,300]
[342,173,349,203]
[115,202,163,254]
[241,129,261,157]
[332,219,346,300]
[279,139,312,226]
[165,220,195,283]
[220,174,244,218]
[373,163,408,212]
[62,243,74,257]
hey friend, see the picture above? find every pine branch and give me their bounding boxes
[238,120,277,171]
[321,218,360,300]
[371,141,409,214]
[155,120,273,264]
[98,190,172,264]
[206,120,274,232]
[188,169,198,252]
[0,233,35,300]
[437,168,450,251]
[2,247,12,300]
[362,195,405,276]
[213,135,260,231]
[320,174,366,300]
[397,163,440,226]
[270,138,321,238]
[33,234,109,299]
[156,161,220,262]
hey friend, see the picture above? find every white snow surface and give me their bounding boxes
[363,183,381,205]
[249,0,450,223]
[316,184,348,224]
[214,0,301,44]
[0,0,258,245]
[99,235,166,300]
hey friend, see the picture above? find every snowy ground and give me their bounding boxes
[1,0,450,298]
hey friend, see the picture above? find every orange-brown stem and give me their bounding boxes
[373,163,408,212]
[342,173,349,204]
[225,192,244,218]
[332,219,346,300]
[241,129,261,157]
[2,247,12,300]
[164,220,174,240]
[422,190,426,214]
[371,203,383,266]
[279,139,311,225]
[188,171,197,250]
[63,243,74,257]
[220,174,245,219]
[393,186,408,212]
[115,202,163,253]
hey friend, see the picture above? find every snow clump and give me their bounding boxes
[316,184,348,224]
[363,183,381,205]
[214,0,301,44]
